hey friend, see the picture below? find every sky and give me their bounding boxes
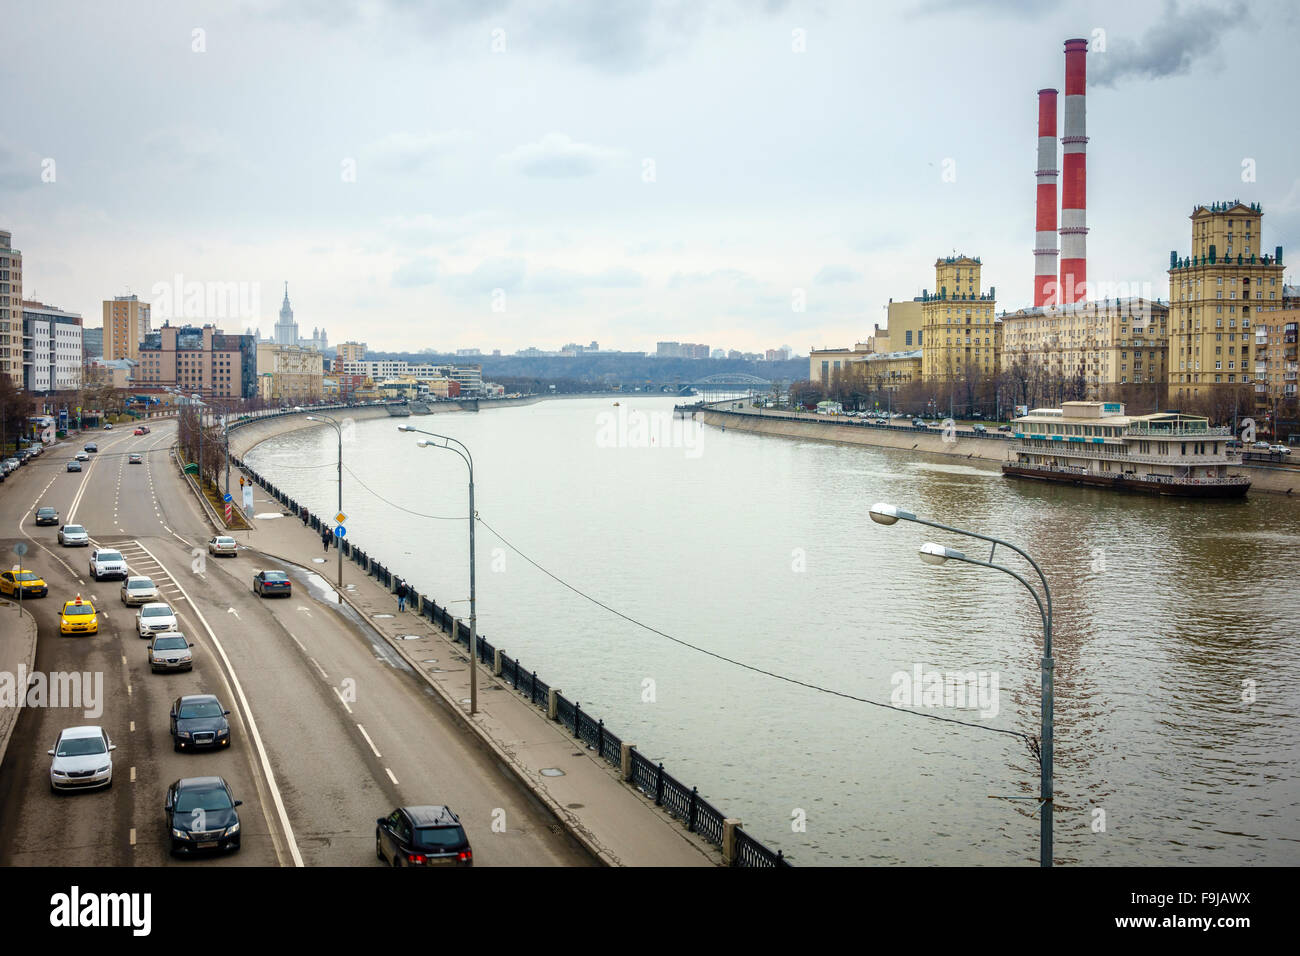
[3,0,1298,355]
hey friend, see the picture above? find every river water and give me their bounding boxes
[246,396,1300,866]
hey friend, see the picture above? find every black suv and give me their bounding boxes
[170,694,232,751]
[165,776,242,855]
[376,806,473,867]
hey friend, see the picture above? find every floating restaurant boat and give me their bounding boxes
[1002,401,1250,498]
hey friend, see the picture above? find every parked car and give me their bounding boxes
[997,424,1013,432]
[49,726,115,793]
[1252,441,1272,450]
[137,602,178,638]
[972,424,988,435]
[170,695,232,752]
[103,423,113,430]
[165,777,242,855]
[89,548,128,581]
[34,507,59,526]
[58,524,89,547]
[128,453,143,465]
[252,570,292,597]
[912,418,927,428]
[0,569,49,599]
[376,806,473,867]
[207,536,238,557]
[121,575,160,606]
[59,596,98,635]
[147,633,195,673]
[3,457,22,474]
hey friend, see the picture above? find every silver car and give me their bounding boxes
[207,536,238,557]
[147,633,194,672]
[58,524,90,547]
[48,725,115,792]
[137,602,177,638]
[121,576,160,606]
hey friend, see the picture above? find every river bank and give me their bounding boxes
[694,404,1299,495]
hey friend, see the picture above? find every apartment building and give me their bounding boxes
[919,256,1000,382]
[1167,200,1285,405]
[1251,309,1298,410]
[256,342,324,403]
[21,300,83,392]
[1001,298,1170,402]
[103,294,152,361]
[0,230,22,386]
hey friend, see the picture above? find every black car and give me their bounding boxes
[83,443,97,453]
[165,776,242,855]
[34,507,59,526]
[376,805,473,867]
[66,461,82,473]
[252,570,291,597]
[170,694,232,752]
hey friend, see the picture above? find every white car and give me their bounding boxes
[1268,444,1291,455]
[137,602,177,638]
[207,536,238,557]
[58,524,90,547]
[147,632,194,672]
[48,726,115,792]
[121,576,160,606]
[75,451,90,461]
[89,548,128,581]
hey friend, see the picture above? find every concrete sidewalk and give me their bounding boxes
[0,605,38,773]
[226,470,718,867]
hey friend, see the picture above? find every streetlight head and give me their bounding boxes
[869,503,914,526]
[919,542,964,566]
[397,425,413,432]
[416,440,431,448]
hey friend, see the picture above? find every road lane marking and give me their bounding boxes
[332,686,353,714]
[132,539,304,867]
[356,724,382,758]
[129,828,136,846]
[129,721,135,732]
[308,657,328,680]
[386,768,399,785]
[130,767,136,782]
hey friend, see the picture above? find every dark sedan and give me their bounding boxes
[170,695,232,752]
[34,507,59,526]
[66,461,82,473]
[165,776,242,855]
[252,570,291,597]
[376,805,473,867]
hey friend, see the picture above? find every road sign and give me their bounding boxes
[334,525,346,538]
[223,493,233,502]
[225,503,233,523]
[335,512,347,524]
[13,542,28,557]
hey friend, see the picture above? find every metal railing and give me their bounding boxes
[232,454,790,866]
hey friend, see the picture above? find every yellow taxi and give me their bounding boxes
[0,568,48,599]
[60,596,99,635]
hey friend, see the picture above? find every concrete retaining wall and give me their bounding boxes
[696,406,1300,495]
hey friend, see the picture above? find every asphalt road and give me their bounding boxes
[0,423,593,867]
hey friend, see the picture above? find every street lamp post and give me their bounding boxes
[869,502,1054,868]
[304,412,344,589]
[397,424,478,715]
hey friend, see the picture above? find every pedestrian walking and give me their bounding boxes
[396,578,408,612]
[321,527,331,553]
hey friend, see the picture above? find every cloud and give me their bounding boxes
[364,130,473,174]
[521,0,711,74]
[392,256,439,287]
[530,266,644,294]
[909,0,1061,18]
[814,264,862,285]
[0,146,41,191]
[443,256,527,296]
[667,268,758,289]
[499,132,620,178]
[1091,1,1251,88]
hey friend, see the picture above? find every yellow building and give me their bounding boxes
[810,343,873,385]
[0,230,21,386]
[256,342,323,403]
[886,298,925,352]
[336,341,366,363]
[1001,298,1170,404]
[103,294,151,362]
[855,349,923,392]
[920,256,999,383]
[1168,200,1285,406]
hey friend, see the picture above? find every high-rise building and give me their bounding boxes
[1250,310,1298,411]
[0,230,23,386]
[274,282,298,346]
[22,301,83,392]
[82,326,104,360]
[1168,200,1284,405]
[920,256,999,382]
[257,342,324,403]
[103,294,152,361]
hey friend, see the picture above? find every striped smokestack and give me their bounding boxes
[1034,88,1059,307]
[1060,37,1088,303]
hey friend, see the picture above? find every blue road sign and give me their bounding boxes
[223,493,233,502]
[334,525,346,538]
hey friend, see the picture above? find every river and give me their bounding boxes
[245,396,1300,865]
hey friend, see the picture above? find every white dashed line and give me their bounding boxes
[385,768,399,785]
[356,724,382,758]
[332,686,353,714]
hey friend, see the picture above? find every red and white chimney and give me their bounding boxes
[1034,88,1059,307]
[1060,37,1088,303]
